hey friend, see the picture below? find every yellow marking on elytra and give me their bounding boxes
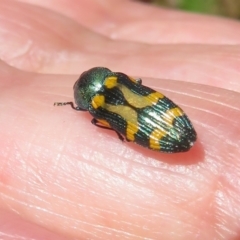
[118,84,163,108]
[97,119,111,128]
[92,95,105,109]
[104,76,118,89]
[105,104,139,140]
[163,107,184,125]
[146,92,164,104]
[105,104,138,123]
[149,128,168,150]
[126,121,138,141]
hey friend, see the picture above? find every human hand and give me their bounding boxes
[0,0,240,239]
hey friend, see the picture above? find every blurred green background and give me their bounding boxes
[138,0,240,19]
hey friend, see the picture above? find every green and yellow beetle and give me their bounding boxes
[54,67,197,153]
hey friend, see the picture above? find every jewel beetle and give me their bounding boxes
[54,67,197,153]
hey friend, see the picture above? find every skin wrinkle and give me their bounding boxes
[0,30,33,60]
[0,1,240,239]
[1,189,149,239]
[0,21,58,66]
[50,124,72,174]
[154,83,221,97]
[107,20,240,43]
[214,195,238,236]
[0,232,30,240]
[157,88,240,112]
[1,87,238,237]
[1,3,68,41]
[0,0,239,90]
[189,58,240,76]
[0,15,32,31]
[191,70,228,82]
[50,151,164,197]
[187,106,238,124]
[4,176,132,220]
[187,89,223,97]
[88,146,155,178]
[129,165,198,184]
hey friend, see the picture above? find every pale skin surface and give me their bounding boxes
[0,0,240,239]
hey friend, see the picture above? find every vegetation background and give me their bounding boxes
[138,0,240,19]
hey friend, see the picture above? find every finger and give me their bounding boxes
[15,0,240,44]
[0,209,68,240]
[1,1,240,91]
[1,62,240,239]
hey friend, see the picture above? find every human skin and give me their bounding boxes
[0,0,240,239]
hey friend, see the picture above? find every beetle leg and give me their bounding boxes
[54,102,86,111]
[91,118,125,142]
[135,78,142,84]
